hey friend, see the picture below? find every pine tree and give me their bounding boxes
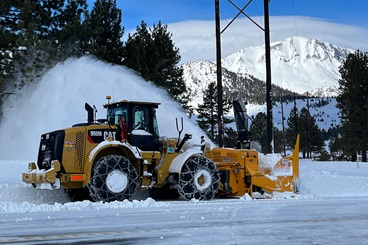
[223,126,237,148]
[273,127,285,155]
[85,0,124,64]
[288,107,324,158]
[336,50,368,162]
[329,136,345,161]
[196,82,231,145]
[298,108,311,158]
[1,0,62,89]
[122,21,189,109]
[123,21,151,77]
[0,0,20,98]
[285,105,299,149]
[56,0,88,57]
[0,0,88,106]
[249,112,268,153]
[285,105,324,158]
[196,82,217,141]
[300,108,324,157]
[318,148,331,161]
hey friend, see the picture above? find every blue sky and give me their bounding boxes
[86,0,368,63]
[87,0,368,31]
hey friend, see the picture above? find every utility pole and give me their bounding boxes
[280,94,286,156]
[215,0,224,147]
[294,93,298,138]
[264,0,273,154]
[214,0,273,150]
[306,92,311,158]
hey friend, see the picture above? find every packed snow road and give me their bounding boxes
[0,159,368,244]
[1,197,368,244]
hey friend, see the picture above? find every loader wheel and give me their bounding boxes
[88,155,138,202]
[178,156,220,201]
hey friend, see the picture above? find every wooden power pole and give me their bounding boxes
[215,0,224,147]
[264,0,273,154]
[214,0,273,151]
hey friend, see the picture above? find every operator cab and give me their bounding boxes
[104,98,160,151]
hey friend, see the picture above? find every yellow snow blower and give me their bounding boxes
[206,100,300,198]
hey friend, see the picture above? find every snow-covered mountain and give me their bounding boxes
[222,37,352,95]
[307,85,340,98]
[182,59,293,108]
[182,37,353,98]
[181,60,217,108]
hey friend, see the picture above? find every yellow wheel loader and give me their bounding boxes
[22,97,299,202]
[22,96,220,202]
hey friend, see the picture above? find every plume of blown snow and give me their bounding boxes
[0,56,208,161]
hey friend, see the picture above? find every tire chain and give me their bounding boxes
[89,155,138,202]
[178,156,220,201]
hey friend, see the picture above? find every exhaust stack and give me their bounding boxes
[85,103,94,123]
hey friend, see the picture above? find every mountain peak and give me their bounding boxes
[221,36,353,95]
[271,36,350,63]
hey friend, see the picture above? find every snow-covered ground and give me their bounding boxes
[1,159,368,244]
[247,97,340,131]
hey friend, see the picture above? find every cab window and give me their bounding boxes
[107,108,128,125]
[132,106,150,132]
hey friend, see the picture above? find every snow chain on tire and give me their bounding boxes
[178,156,220,201]
[88,155,138,202]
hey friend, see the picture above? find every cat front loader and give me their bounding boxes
[206,100,300,198]
[22,96,220,202]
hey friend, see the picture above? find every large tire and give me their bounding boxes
[178,156,220,201]
[88,155,138,202]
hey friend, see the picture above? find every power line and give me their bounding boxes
[291,0,299,37]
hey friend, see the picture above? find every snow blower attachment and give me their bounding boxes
[205,100,300,198]
[208,135,299,198]
[22,97,299,202]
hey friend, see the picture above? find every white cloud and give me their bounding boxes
[165,16,368,64]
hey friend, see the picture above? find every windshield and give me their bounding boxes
[107,107,128,125]
[132,106,150,131]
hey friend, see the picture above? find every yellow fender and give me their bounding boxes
[168,148,203,174]
[83,140,142,185]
